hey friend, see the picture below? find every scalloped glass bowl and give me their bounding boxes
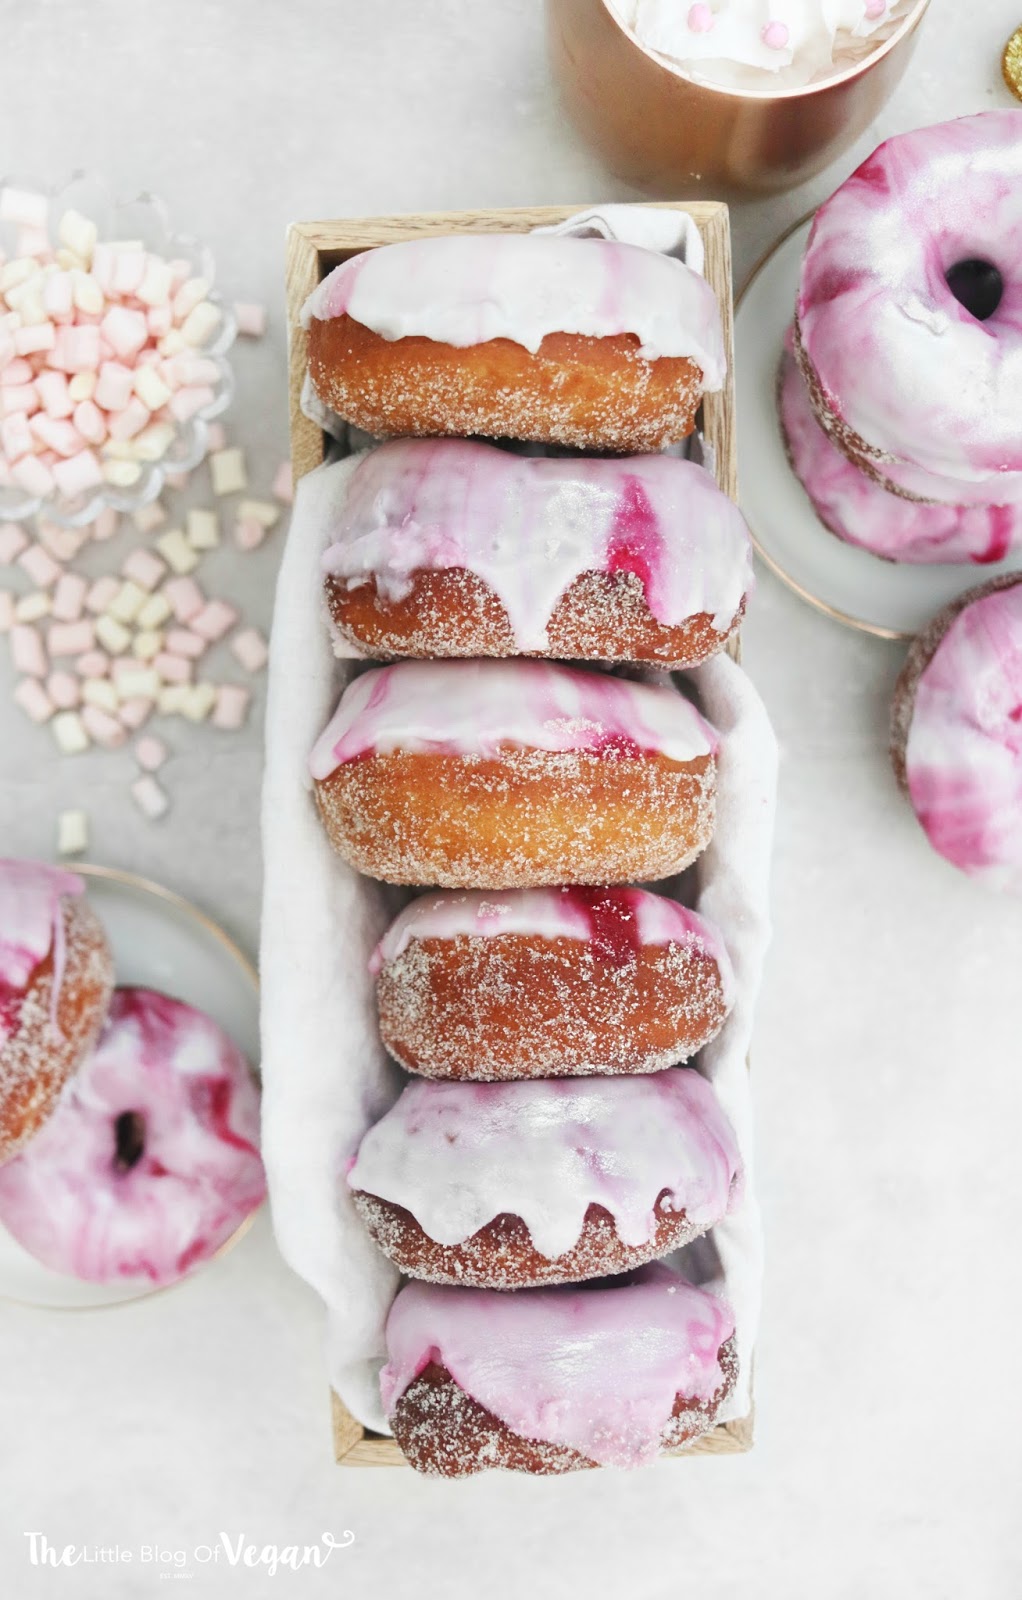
[0,171,236,526]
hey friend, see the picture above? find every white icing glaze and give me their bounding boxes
[0,859,84,1050]
[301,233,726,387]
[797,112,1022,497]
[322,438,752,650]
[309,659,717,779]
[613,0,909,90]
[904,582,1022,892]
[369,884,735,1007]
[348,1067,741,1259]
[380,1262,735,1468]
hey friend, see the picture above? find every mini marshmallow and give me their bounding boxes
[233,517,264,552]
[131,629,164,661]
[212,683,250,731]
[164,628,206,659]
[154,651,192,684]
[237,498,280,529]
[92,505,119,542]
[180,681,217,722]
[94,613,131,655]
[76,649,110,679]
[229,626,268,673]
[37,521,86,562]
[137,256,173,307]
[136,591,172,630]
[155,528,199,575]
[132,423,175,462]
[109,248,146,298]
[209,447,246,496]
[131,773,169,819]
[85,574,120,614]
[171,277,209,320]
[51,323,101,374]
[42,273,74,321]
[11,455,55,497]
[57,809,89,855]
[168,385,214,423]
[82,703,126,748]
[205,422,227,453]
[1,412,33,461]
[67,371,96,403]
[118,696,153,730]
[70,270,104,316]
[147,304,173,338]
[122,547,167,591]
[10,623,47,676]
[186,508,219,550]
[83,677,120,714]
[134,735,167,772]
[132,501,166,536]
[94,361,134,412]
[103,459,142,488]
[52,711,90,755]
[52,449,104,500]
[0,522,29,564]
[133,364,172,412]
[157,684,189,715]
[107,396,151,443]
[14,676,54,723]
[113,665,161,701]
[58,210,98,261]
[29,412,84,458]
[0,383,40,417]
[48,618,95,657]
[35,370,74,420]
[17,542,62,587]
[232,302,267,338]
[108,579,146,625]
[191,599,237,642]
[13,322,56,357]
[46,669,81,709]
[14,591,52,623]
[72,399,107,445]
[51,571,87,621]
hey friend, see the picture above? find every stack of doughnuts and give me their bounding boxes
[783,111,1022,565]
[304,224,750,1474]
[0,859,265,1287]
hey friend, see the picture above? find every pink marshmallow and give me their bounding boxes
[0,522,29,564]
[168,385,214,423]
[94,361,135,412]
[162,576,204,622]
[164,627,206,659]
[51,571,88,621]
[1,412,33,460]
[118,696,153,730]
[10,622,47,676]
[73,399,107,445]
[29,413,84,458]
[37,521,86,562]
[50,323,101,374]
[0,383,40,417]
[131,773,168,818]
[211,683,250,730]
[13,322,56,358]
[48,618,95,657]
[107,396,150,441]
[17,542,63,588]
[76,649,110,678]
[233,517,264,552]
[14,676,55,724]
[153,651,192,684]
[46,669,81,709]
[230,627,268,673]
[190,599,237,642]
[101,304,148,360]
[51,449,103,499]
[271,461,293,504]
[92,505,119,542]
[1,357,35,388]
[85,575,120,614]
[134,735,167,772]
[35,369,74,419]
[147,304,172,338]
[205,422,227,453]
[43,272,74,319]
[122,548,167,591]
[110,250,145,297]
[233,302,267,338]
[81,703,126,748]
[11,455,55,497]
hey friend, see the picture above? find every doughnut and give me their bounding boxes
[0,988,266,1285]
[323,438,752,665]
[381,1264,737,1475]
[310,660,718,888]
[778,344,1022,565]
[0,860,113,1166]
[348,1068,742,1288]
[891,575,1022,892]
[372,886,734,1079]
[301,233,726,452]
[795,112,1022,506]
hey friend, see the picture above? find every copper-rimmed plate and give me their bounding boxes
[0,864,262,1310]
[735,215,1022,640]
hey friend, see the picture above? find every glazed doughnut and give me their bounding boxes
[381,1264,737,1475]
[0,860,113,1166]
[778,344,1022,565]
[0,988,266,1285]
[891,575,1022,892]
[372,886,734,1080]
[348,1068,742,1288]
[310,660,718,888]
[323,438,752,665]
[795,112,1022,506]
[301,232,726,452]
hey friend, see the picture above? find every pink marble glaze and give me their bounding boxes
[0,860,84,1049]
[309,660,718,779]
[369,885,735,1006]
[797,112,1022,499]
[778,345,1022,565]
[904,582,1022,892]
[322,439,753,652]
[380,1263,735,1468]
[300,233,727,387]
[0,988,266,1285]
[349,1068,741,1258]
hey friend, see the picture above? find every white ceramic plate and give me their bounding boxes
[0,865,261,1310]
[735,217,1022,640]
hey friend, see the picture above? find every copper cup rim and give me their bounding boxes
[595,0,932,103]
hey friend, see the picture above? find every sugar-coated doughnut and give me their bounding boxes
[0,988,266,1284]
[301,233,726,452]
[796,112,1022,506]
[372,886,734,1079]
[891,575,1022,892]
[778,345,1022,566]
[323,438,752,665]
[381,1264,737,1475]
[348,1068,741,1288]
[310,660,718,888]
[0,860,113,1165]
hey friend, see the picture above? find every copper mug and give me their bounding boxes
[547,0,931,195]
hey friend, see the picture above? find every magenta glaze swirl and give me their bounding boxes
[323,438,752,651]
[797,112,1022,496]
[380,1263,735,1468]
[299,233,726,385]
[369,885,735,1005]
[309,660,717,779]
[0,860,84,1049]
[904,583,1022,892]
[0,988,266,1286]
[778,347,1022,565]
[348,1068,741,1259]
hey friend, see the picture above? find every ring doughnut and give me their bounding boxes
[0,860,113,1165]
[0,987,266,1285]
[310,660,718,888]
[371,886,734,1079]
[348,1068,742,1288]
[381,1264,737,1475]
[301,233,726,452]
[795,112,1022,505]
[323,438,752,665]
[891,574,1022,892]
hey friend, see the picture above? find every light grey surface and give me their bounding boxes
[1,2,1021,1596]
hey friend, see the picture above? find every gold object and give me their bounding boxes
[546,0,932,196]
[1003,27,1022,102]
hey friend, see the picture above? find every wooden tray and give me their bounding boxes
[284,201,750,1467]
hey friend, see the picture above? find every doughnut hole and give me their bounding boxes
[945,259,1005,322]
